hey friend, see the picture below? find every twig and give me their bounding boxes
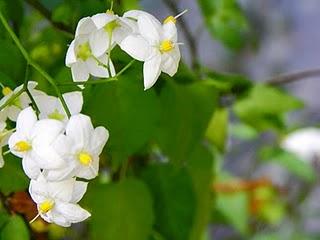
[24,0,74,38]
[0,11,72,117]
[266,69,320,86]
[162,0,200,72]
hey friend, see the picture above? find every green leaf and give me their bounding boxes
[187,145,215,240]
[234,84,303,130]
[215,191,249,235]
[230,123,259,140]
[86,179,154,240]
[0,154,28,194]
[198,0,250,50]
[156,81,217,164]
[0,215,30,240]
[0,40,25,84]
[260,147,315,182]
[141,164,196,240]
[83,69,160,169]
[205,108,229,152]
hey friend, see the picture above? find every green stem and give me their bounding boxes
[23,64,40,115]
[58,60,136,86]
[0,11,71,118]
[0,88,24,112]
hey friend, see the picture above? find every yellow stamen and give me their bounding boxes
[160,40,174,53]
[14,141,32,152]
[78,152,92,166]
[39,200,55,213]
[2,87,12,96]
[164,16,176,24]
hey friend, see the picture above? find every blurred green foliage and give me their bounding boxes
[0,0,315,240]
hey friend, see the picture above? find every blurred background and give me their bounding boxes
[0,0,320,240]
[143,0,320,239]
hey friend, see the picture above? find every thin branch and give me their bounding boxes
[0,11,72,117]
[266,69,320,86]
[24,0,74,38]
[162,0,200,72]
[58,60,136,86]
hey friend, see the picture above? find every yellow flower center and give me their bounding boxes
[2,87,12,96]
[164,16,176,24]
[78,152,92,166]
[48,109,65,121]
[39,200,55,213]
[76,42,91,61]
[160,40,174,53]
[14,141,32,152]
[104,20,120,36]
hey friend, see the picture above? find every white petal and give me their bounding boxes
[161,47,181,76]
[85,57,109,78]
[120,35,151,61]
[137,14,162,45]
[75,17,96,36]
[89,29,110,58]
[29,175,47,203]
[66,114,94,149]
[23,155,41,180]
[44,163,75,181]
[71,62,90,82]
[163,22,178,42]
[0,151,4,168]
[71,181,88,203]
[65,40,77,66]
[90,127,109,155]
[49,178,75,202]
[143,52,162,90]
[34,95,57,119]
[75,160,98,180]
[55,202,91,223]
[63,92,83,116]
[16,107,37,137]
[7,106,22,122]
[31,119,64,143]
[43,210,71,227]
[91,13,116,29]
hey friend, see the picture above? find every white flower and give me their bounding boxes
[0,122,13,168]
[0,82,44,122]
[45,114,109,181]
[282,128,320,162]
[89,11,133,58]
[29,174,90,227]
[66,17,116,82]
[35,91,83,122]
[8,107,66,179]
[120,13,181,90]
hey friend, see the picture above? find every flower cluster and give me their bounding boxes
[0,7,185,228]
[66,9,183,90]
[0,83,109,227]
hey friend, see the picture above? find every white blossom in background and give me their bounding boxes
[0,122,13,168]
[66,17,116,82]
[29,174,90,227]
[0,82,44,122]
[45,114,109,181]
[89,11,133,58]
[282,128,320,163]
[35,91,83,122]
[8,107,66,179]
